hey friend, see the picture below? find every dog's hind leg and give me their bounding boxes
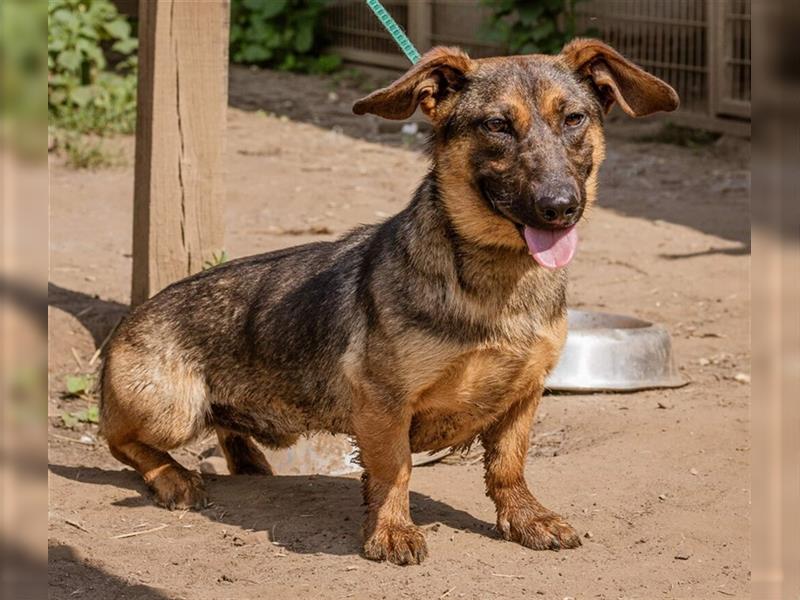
[215,427,274,475]
[107,437,208,510]
[100,347,210,509]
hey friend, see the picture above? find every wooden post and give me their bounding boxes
[131,0,230,306]
[408,0,432,55]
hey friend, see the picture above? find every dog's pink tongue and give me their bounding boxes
[523,225,578,269]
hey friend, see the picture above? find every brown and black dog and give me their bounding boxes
[100,39,678,565]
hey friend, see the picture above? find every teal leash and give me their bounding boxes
[365,0,421,64]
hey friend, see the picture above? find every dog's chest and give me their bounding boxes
[401,321,565,452]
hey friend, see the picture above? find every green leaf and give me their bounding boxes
[49,37,67,52]
[280,52,297,71]
[243,0,266,9]
[61,412,79,428]
[66,373,93,395]
[294,24,313,53]
[69,86,94,107]
[79,24,99,40]
[531,20,555,42]
[111,37,138,54]
[518,5,544,24]
[260,0,288,19]
[76,38,105,67]
[61,405,100,427]
[240,44,272,63]
[103,18,131,40]
[314,54,342,73]
[56,49,82,71]
[80,405,100,424]
[52,9,80,32]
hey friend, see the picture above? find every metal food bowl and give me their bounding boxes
[544,309,686,393]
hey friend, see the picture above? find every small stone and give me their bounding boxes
[690,468,699,476]
[199,456,228,475]
[734,373,750,384]
[583,531,593,539]
[79,434,95,445]
[401,122,419,136]
[674,552,692,560]
[658,494,667,501]
[698,358,711,366]
[657,402,671,409]
[232,536,245,547]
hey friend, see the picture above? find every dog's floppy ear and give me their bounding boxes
[561,38,679,117]
[353,46,473,121]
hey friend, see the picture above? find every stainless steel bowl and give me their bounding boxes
[545,309,686,392]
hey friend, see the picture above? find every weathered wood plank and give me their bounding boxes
[132,0,229,306]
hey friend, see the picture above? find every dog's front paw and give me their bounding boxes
[498,508,581,551]
[363,523,428,565]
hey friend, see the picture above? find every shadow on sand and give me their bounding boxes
[48,463,497,560]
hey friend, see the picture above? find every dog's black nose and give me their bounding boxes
[534,194,579,226]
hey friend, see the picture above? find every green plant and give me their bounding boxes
[481,0,590,56]
[203,250,229,270]
[65,373,95,397]
[230,0,341,73]
[58,131,123,169]
[61,405,100,428]
[48,0,138,135]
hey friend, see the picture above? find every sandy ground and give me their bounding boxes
[48,67,750,599]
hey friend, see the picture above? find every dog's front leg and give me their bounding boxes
[481,390,582,551]
[353,400,427,565]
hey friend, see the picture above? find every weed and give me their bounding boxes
[57,131,122,169]
[203,250,229,270]
[61,405,100,428]
[65,373,95,397]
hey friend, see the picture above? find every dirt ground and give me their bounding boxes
[48,66,750,599]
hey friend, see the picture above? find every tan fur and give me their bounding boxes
[437,144,526,251]
[100,337,210,449]
[408,316,566,452]
[583,123,606,213]
[507,92,533,133]
[538,84,567,124]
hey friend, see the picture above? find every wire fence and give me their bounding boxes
[323,0,750,133]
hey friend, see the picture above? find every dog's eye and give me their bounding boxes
[564,113,586,128]
[483,117,509,134]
